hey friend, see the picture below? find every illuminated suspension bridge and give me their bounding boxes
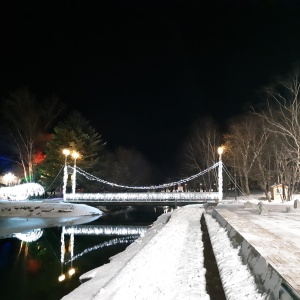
[0,155,246,204]
[63,161,224,205]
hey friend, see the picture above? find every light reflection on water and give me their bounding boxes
[0,214,101,236]
[0,206,163,300]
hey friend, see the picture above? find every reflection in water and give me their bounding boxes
[69,231,75,276]
[0,207,162,300]
[59,226,66,282]
[59,227,76,281]
[0,214,101,236]
[58,224,147,281]
[65,236,136,264]
[14,229,44,242]
[1,221,147,283]
[17,240,28,261]
[64,225,148,235]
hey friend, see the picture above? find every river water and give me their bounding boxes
[0,206,164,300]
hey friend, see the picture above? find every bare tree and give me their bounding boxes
[181,116,221,192]
[0,87,65,182]
[254,70,300,199]
[247,117,273,200]
[224,114,270,196]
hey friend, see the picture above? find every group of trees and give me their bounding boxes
[0,88,155,194]
[2,69,300,200]
[181,70,300,201]
[0,88,65,183]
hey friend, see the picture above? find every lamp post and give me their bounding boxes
[72,152,79,194]
[62,149,70,201]
[217,146,224,203]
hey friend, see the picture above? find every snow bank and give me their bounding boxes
[204,214,267,300]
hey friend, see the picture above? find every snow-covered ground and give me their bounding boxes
[204,214,267,300]
[61,194,299,300]
[0,200,102,235]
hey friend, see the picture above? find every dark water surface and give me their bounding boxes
[0,206,163,300]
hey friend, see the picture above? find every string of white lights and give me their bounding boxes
[222,165,246,195]
[46,166,64,193]
[70,231,74,261]
[68,162,220,190]
[64,236,137,264]
[61,226,65,264]
[64,225,148,236]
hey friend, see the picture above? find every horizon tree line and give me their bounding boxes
[181,69,300,201]
[1,69,300,200]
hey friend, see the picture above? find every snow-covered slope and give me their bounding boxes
[0,200,101,218]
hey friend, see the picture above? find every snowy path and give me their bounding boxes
[62,204,271,300]
[93,207,208,300]
[204,214,267,300]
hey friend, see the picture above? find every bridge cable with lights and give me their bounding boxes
[62,147,227,204]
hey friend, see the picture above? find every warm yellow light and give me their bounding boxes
[217,146,224,155]
[68,268,76,276]
[72,152,79,159]
[63,149,70,156]
[58,274,66,282]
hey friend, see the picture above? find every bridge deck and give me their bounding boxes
[65,192,219,205]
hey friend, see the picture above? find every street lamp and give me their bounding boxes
[62,149,70,201]
[71,151,79,194]
[3,172,15,186]
[217,146,224,203]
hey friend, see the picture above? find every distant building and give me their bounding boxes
[270,184,288,201]
[177,185,183,192]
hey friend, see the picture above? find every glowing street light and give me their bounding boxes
[62,149,70,201]
[217,146,224,203]
[72,151,79,194]
[63,149,71,161]
[3,172,15,186]
[217,146,224,159]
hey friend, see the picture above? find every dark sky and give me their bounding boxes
[1,0,300,169]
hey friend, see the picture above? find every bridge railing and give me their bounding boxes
[64,225,149,235]
[65,192,219,202]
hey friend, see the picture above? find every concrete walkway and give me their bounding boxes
[213,202,300,300]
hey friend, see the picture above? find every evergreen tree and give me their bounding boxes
[38,111,106,194]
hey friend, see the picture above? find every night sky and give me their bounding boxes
[1,0,300,169]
